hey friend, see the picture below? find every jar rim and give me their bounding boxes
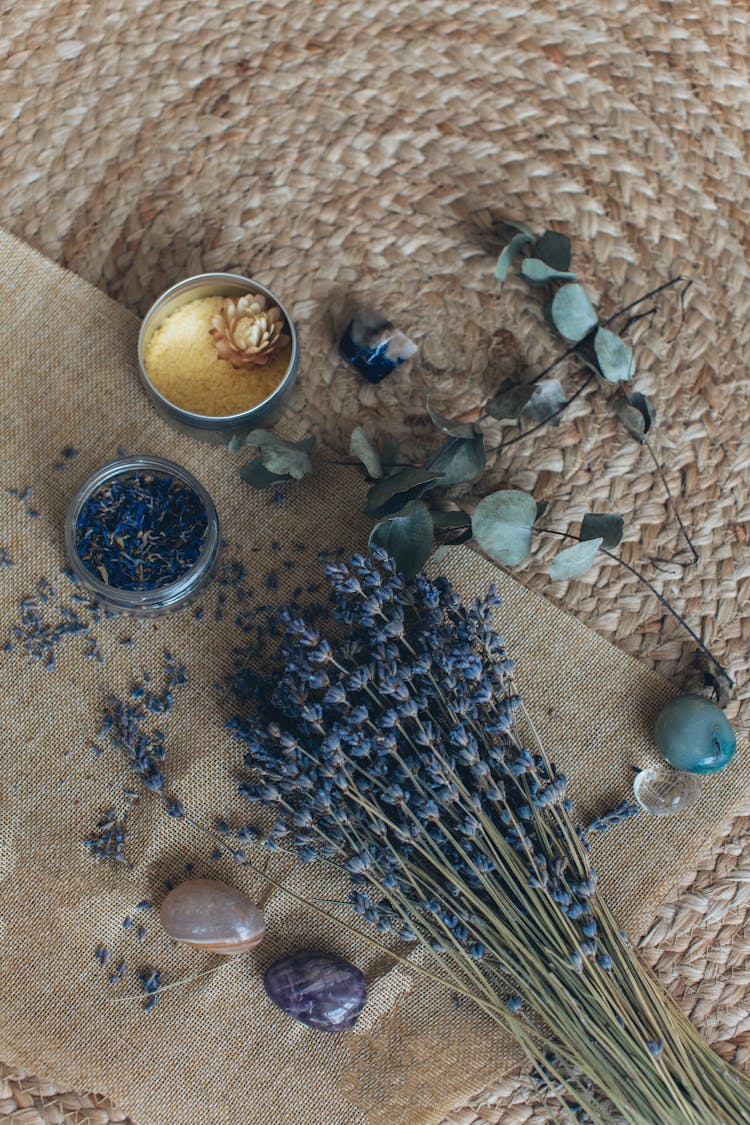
[64,455,221,611]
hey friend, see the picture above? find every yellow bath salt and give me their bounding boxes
[144,296,292,417]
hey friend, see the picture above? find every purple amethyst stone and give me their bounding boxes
[264,952,366,1032]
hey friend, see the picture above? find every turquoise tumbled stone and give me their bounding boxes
[654,694,736,774]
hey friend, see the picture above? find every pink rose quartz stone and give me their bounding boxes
[160,878,266,955]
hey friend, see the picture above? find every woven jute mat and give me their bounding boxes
[2,0,750,1121]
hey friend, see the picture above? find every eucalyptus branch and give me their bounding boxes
[603,277,689,333]
[491,373,596,452]
[484,276,687,454]
[642,437,700,565]
[527,276,687,388]
[537,527,731,684]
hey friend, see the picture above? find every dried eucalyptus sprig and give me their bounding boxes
[229,430,317,488]
[471,492,731,683]
[492,223,698,563]
[231,225,726,679]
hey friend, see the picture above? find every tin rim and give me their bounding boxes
[136,272,299,426]
[64,455,220,608]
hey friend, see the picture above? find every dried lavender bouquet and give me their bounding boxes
[229,548,750,1124]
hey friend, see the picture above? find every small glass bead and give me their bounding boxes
[633,766,702,817]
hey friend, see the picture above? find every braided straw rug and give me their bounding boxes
[2,0,750,1121]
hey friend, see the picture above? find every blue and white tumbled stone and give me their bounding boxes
[339,308,417,383]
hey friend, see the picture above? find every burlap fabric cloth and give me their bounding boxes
[0,230,746,1124]
[3,1,750,1120]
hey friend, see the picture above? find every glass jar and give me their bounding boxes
[64,455,221,615]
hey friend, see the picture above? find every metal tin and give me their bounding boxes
[137,272,299,443]
[65,455,221,616]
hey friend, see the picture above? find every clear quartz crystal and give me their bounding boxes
[633,765,702,816]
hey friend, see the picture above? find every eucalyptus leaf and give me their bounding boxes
[535,230,572,272]
[549,536,603,581]
[244,428,283,449]
[520,258,576,285]
[471,489,537,567]
[431,508,472,545]
[551,284,598,343]
[263,443,314,480]
[535,500,549,523]
[368,501,434,579]
[581,513,624,549]
[521,379,566,426]
[613,392,656,442]
[495,232,534,280]
[431,545,453,568]
[244,431,316,480]
[349,426,383,479]
[426,433,486,487]
[613,401,646,441]
[573,335,600,378]
[629,392,655,430]
[430,509,471,530]
[445,527,472,545]
[227,435,242,454]
[485,384,535,420]
[240,458,292,489]
[426,399,478,440]
[381,435,402,475]
[366,466,444,518]
[594,327,635,383]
